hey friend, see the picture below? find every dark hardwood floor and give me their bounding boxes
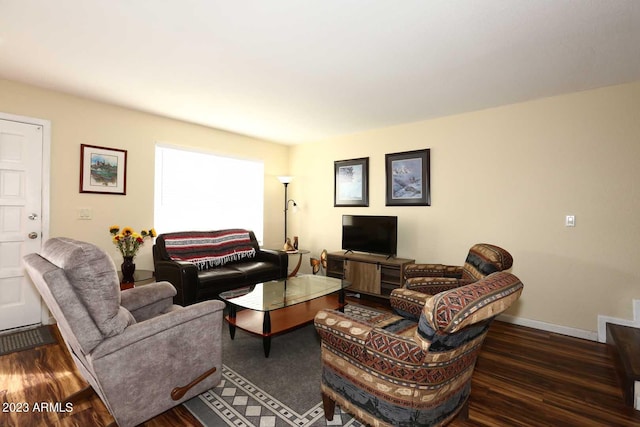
[1,303,639,426]
[457,321,639,427]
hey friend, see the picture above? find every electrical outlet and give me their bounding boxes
[565,215,575,227]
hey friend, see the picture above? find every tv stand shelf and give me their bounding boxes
[326,251,415,298]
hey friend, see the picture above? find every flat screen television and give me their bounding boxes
[342,215,398,257]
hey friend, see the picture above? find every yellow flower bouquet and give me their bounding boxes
[109,225,156,258]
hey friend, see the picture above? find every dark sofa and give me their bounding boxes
[153,229,288,305]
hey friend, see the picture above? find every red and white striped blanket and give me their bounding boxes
[163,229,256,270]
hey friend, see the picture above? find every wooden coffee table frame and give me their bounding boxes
[225,290,346,358]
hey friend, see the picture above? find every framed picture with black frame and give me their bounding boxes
[80,144,127,195]
[385,149,430,206]
[334,157,369,207]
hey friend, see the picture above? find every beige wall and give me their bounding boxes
[3,77,638,334]
[0,78,289,270]
[290,81,640,333]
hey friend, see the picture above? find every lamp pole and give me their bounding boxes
[283,182,289,243]
[278,176,294,244]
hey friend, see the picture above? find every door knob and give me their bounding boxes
[28,232,38,239]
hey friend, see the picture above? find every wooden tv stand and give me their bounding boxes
[326,251,414,298]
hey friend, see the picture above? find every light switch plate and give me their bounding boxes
[565,215,575,227]
[78,208,92,220]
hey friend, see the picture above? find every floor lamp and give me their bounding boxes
[277,176,297,245]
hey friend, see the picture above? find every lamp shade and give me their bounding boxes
[277,175,293,184]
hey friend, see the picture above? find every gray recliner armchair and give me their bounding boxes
[23,237,225,427]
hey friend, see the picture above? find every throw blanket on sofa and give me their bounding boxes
[163,230,256,270]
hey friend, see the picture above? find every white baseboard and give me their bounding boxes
[498,314,599,341]
[498,299,640,343]
[596,299,640,343]
[597,315,640,343]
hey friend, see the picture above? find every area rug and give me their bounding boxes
[184,304,393,426]
[0,325,56,356]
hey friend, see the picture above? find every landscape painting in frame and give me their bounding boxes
[80,144,127,195]
[385,149,430,206]
[334,157,369,207]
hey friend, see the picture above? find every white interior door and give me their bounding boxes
[0,118,43,331]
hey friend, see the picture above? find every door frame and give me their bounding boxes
[0,111,51,325]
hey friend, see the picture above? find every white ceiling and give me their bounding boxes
[1,1,639,144]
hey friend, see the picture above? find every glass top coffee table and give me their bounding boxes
[219,274,350,357]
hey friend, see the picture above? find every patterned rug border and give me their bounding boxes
[183,303,382,427]
[185,364,363,427]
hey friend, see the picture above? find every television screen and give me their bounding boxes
[342,215,397,256]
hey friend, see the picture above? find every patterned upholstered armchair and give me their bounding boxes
[391,243,513,321]
[314,271,523,427]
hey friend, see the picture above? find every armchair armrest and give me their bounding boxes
[404,263,463,279]
[92,299,225,359]
[405,277,469,294]
[121,281,177,321]
[315,309,373,363]
[89,299,226,414]
[389,288,431,321]
[314,309,426,366]
[365,326,426,366]
[154,259,199,305]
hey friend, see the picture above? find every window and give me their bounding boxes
[154,145,264,242]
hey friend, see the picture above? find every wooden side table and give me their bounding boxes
[283,249,311,277]
[119,270,155,290]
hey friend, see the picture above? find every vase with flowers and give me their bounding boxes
[109,225,156,284]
